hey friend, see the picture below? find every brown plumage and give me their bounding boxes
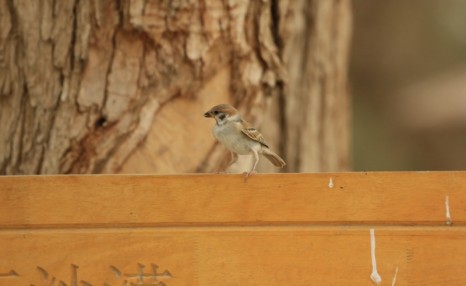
[240,120,269,148]
[204,104,286,179]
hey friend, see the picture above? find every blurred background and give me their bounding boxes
[2,0,466,174]
[351,0,466,171]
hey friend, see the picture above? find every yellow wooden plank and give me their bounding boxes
[0,172,465,227]
[1,227,466,285]
[1,173,466,285]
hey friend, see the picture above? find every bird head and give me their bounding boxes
[204,104,240,125]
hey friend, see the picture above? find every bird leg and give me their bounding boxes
[228,151,239,168]
[244,150,259,182]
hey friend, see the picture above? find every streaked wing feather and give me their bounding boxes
[240,120,269,148]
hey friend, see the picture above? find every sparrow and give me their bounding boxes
[204,104,286,180]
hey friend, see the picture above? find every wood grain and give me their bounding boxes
[1,172,466,285]
[1,172,465,228]
[1,227,466,285]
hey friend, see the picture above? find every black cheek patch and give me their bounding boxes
[219,114,226,120]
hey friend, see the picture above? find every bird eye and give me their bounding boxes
[213,111,219,115]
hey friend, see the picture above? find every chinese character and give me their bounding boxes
[32,264,91,286]
[0,269,18,278]
[110,263,172,286]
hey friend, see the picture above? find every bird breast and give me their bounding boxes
[213,122,260,155]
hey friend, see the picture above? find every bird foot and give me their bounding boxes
[242,172,251,182]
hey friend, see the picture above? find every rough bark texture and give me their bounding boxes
[261,0,352,172]
[0,0,351,175]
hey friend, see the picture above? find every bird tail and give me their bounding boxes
[262,148,286,168]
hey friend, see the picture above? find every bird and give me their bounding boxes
[204,104,286,180]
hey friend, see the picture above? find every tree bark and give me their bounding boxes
[0,0,351,175]
[261,0,352,172]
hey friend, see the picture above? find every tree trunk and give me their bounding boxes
[0,0,351,175]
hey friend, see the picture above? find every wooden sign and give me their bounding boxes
[1,172,466,285]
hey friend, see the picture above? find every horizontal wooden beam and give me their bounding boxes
[1,227,466,285]
[2,172,466,285]
[1,172,465,228]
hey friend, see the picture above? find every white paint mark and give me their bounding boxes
[328,177,334,189]
[391,266,399,286]
[370,229,382,284]
[445,196,452,225]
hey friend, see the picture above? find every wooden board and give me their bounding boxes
[1,172,466,285]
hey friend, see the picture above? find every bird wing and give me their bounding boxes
[239,120,270,148]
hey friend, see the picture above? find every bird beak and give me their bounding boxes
[203,111,212,118]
